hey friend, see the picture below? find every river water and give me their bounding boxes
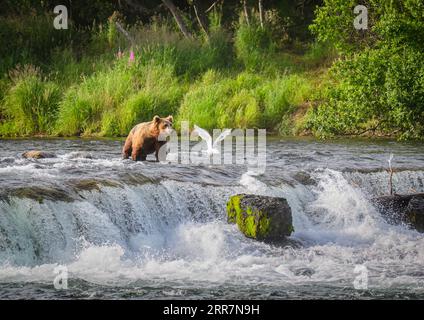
[0,137,423,299]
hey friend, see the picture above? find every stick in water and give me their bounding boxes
[388,153,394,195]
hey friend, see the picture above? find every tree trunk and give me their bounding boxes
[115,21,135,46]
[193,0,209,38]
[242,0,250,25]
[162,0,192,38]
[258,0,264,28]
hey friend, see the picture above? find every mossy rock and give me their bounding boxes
[7,187,73,203]
[22,150,56,159]
[227,194,293,242]
[69,179,120,192]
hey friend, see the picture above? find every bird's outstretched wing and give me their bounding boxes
[212,129,232,149]
[193,125,213,151]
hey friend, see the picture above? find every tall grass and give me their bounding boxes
[1,65,61,136]
[56,60,185,137]
[177,70,312,132]
[129,23,234,78]
[235,17,277,72]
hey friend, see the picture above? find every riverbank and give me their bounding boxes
[1,2,423,141]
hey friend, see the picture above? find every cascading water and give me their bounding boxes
[0,138,423,299]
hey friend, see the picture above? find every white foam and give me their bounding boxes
[1,169,424,292]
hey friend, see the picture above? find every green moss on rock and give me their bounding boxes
[227,194,243,223]
[226,194,293,242]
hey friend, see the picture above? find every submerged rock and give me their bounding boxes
[22,150,56,159]
[293,171,316,186]
[5,187,73,203]
[227,194,293,242]
[373,193,424,232]
[69,179,120,192]
[65,151,93,159]
[405,196,424,233]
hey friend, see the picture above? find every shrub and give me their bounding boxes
[0,13,73,74]
[306,0,424,139]
[304,46,424,139]
[128,23,234,79]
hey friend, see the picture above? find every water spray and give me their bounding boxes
[387,153,394,195]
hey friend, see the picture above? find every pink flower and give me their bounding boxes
[129,50,135,64]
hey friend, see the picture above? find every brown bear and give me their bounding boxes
[122,115,173,161]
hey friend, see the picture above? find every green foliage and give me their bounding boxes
[1,65,61,136]
[305,46,424,139]
[55,60,136,136]
[311,0,424,54]
[115,65,184,136]
[306,0,424,139]
[234,15,277,72]
[130,23,233,78]
[0,13,74,75]
[56,61,185,137]
[1,1,422,140]
[260,75,312,133]
[177,70,312,132]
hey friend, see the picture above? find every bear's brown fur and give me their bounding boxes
[122,115,173,161]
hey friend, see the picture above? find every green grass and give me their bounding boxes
[1,65,61,136]
[55,61,186,137]
[176,70,313,133]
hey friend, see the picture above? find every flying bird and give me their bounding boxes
[193,125,232,156]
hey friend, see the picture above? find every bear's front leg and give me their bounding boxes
[131,144,142,161]
[131,150,147,161]
[122,133,133,159]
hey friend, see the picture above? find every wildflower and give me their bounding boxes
[129,50,135,64]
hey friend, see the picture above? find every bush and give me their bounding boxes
[115,65,184,136]
[127,23,234,79]
[261,75,312,133]
[176,70,229,130]
[304,46,424,139]
[306,0,424,139]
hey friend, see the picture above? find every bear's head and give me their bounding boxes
[152,115,173,137]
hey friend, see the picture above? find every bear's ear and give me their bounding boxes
[153,115,160,123]
[166,115,173,123]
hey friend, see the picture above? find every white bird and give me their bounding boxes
[193,125,232,156]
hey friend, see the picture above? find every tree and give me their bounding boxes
[162,0,193,38]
